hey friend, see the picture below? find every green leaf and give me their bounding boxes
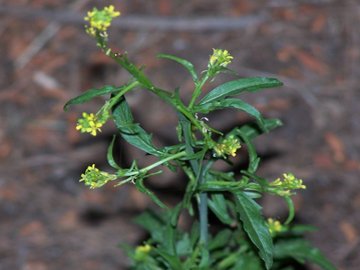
[208,194,233,225]
[195,98,267,131]
[153,248,183,270]
[64,85,124,111]
[208,229,232,251]
[134,211,164,243]
[107,136,121,169]
[199,181,243,192]
[176,233,192,256]
[235,118,283,140]
[231,252,263,270]
[135,178,167,209]
[158,53,198,82]
[198,77,283,105]
[236,129,260,173]
[234,192,273,269]
[284,196,295,225]
[112,96,164,157]
[274,239,336,270]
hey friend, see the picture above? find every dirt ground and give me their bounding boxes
[0,0,359,269]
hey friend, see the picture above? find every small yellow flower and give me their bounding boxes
[84,5,121,37]
[134,244,152,262]
[214,135,241,158]
[80,164,117,189]
[209,49,233,68]
[76,112,104,136]
[267,218,283,236]
[270,173,306,196]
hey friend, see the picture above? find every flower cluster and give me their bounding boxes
[213,135,241,158]
[80,164,117,189]
[270,173,306,196]
[84,5,121,37]
[208,49,233,69]
[134,244,152,262]
[76,109,110,136]
[267,218,284,237]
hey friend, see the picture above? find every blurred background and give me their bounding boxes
[0,0,359,269]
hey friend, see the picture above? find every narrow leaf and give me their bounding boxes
[64,85,124,111]
[154,248,183,270]
[199,77,283,105]
[208,194,233,225]
[158,53,198,82]
[112,96,164,157]
[274,239,336,270]
[235,118,283,140]
[234,192,273,269]
[284,196,295,225]
[134,211,164,242]
[107,136,121,169]
[135,178,167,209]
[208,229,232,251]
[195,98,267,131]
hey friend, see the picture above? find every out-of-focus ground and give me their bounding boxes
[0,0,359,269]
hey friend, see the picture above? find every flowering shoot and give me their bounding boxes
[84,5,121,37]
[76,112,104,136]
[209,49,233,68]
[213,135,241,158]
[270,173,306,196]
[267,218,284,237]
[80,164,117,189]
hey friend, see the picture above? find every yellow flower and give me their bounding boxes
[84,5,121,37]
[270,173,306,196]
[80,164,117,189]
[214,135,241,158]
[134,244,152,262]
[209,49,233,68]
[76,112,104,136]
[267,218,283,236]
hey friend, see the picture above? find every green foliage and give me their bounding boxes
[65,6,336,270]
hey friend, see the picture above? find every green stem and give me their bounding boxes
[199,190,208,245]
[108,81,141,107]
[116,151,187,182]
[188,73,209,109]
[140,151,186,173]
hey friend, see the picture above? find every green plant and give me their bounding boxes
[65,6,336,270]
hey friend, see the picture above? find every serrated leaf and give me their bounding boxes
[112,96,164,157]
[195,98,267,131]
[274,239,336,270]
[64,85,124,111]
[208,194,233,225]
[158,53,198,82]
[198,77,283,105]
[234,192,273,269]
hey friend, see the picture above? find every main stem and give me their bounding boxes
[199,180,208,246]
